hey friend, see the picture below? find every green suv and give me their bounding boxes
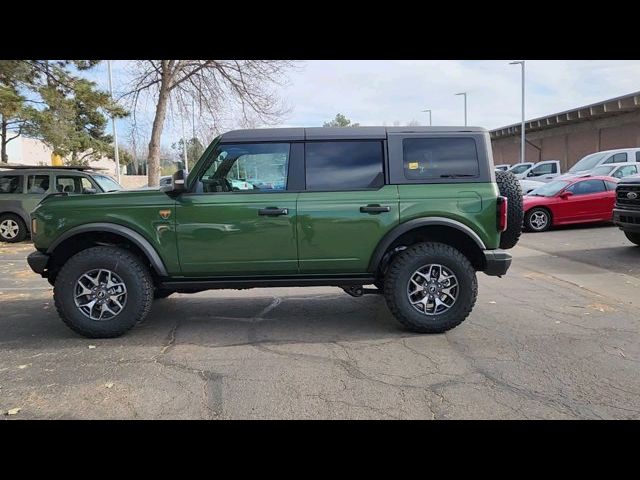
[0,166,122,243]
[27,127,522,338]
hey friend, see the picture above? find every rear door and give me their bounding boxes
[296,139,399,273]
[23,173,52,216]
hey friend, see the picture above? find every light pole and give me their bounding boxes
[421,109,432,126]
[510,60,526,164]
[107,60,121,184]
[455,92,467,126]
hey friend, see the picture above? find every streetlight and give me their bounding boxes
[107,60,121,184]
[510,60,526,164]
[455,92,467,126]
[421,109,432,126]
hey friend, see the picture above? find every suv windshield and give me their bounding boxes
[568,153,608,173]
[92,175,122,192]
[528,180,570,197]
[509,164,532,174]
[591,165,614,176]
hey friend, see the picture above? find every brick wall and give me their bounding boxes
[491,111,640,172]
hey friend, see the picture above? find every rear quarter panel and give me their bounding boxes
[398,183,501,249]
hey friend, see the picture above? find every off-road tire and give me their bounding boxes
[154,289,174,299]
[524,207,552,232]
[0,213,27,243]
[495,170,523,249]
[384,242,477,333]
[624,231,640,246]
[54,246,154,338]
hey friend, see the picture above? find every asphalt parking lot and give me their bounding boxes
[2,224,640,419]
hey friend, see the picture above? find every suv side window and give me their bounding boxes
[26,174,50,194]
[636,151,640,162]
[566,179,606,195]
[530,163,556,176]
[305,141,384,191]
[0,175,23,194]
[604,153,627,164]
[614,165,637,179]
[402,137,479,180]
[195,143,290,193]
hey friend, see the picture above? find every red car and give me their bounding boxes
[523,175,619,232]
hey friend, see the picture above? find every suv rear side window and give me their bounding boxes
[305,141,384,191]
[402,137,479,180]
[0,175,23,194]
[604,152,627,164]
[26,175,50,194]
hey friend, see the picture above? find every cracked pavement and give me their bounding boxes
[1,224,640,419]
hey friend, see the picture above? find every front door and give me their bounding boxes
[176,141,299,276]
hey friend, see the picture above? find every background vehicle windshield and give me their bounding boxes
[92,175,122,192]
[528,180,570,197]
[509,164,531,174]
[568,153,607,173]
[591,165,614,176]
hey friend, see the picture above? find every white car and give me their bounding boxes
[561,147,640,178]
[568,162,640,180]
[230,178,254,190]
[508,162,535,175]
[519,179,545,194]
[514,160,562,183]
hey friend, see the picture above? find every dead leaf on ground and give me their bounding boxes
[88,345,96,349]
[6,407,21,416]
[104,382,114,389]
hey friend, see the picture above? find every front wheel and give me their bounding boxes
[384,242,477,333]
[524,208,551,232]
[53,246,154,338]
[624,231,640,246]
[0,214,27,243]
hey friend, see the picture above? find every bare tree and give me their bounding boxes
[124,60,295,186]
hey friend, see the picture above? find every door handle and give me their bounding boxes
[360,204,391,214]
[258,207,289,216]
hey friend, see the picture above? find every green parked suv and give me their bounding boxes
[27,127,522,338]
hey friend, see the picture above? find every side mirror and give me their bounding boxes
[527,171,536,177]
[83,188,97,194]
[160,169,187,196]
[560,191,573,199]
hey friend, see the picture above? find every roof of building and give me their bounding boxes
[491,91,640,139]
[221,126,487,142]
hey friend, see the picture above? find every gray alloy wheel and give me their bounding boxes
[526,208,551,232]
[74,269,128,321]
[406,263,458,316]
[0,218,20,240]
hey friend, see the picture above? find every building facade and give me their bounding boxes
[491,91,640,172]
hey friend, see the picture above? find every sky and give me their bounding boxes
[85,60,640,150]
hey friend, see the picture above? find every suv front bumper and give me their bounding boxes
[613,207,640,233]
[27,251,49,277]
[483,249,512,276]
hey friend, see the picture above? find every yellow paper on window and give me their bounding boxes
[408,162,419,170]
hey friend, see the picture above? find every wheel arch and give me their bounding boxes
[47,223,168,278]
[368,217,487,275]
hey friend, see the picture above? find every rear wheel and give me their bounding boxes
[525,207,551,232]
[384,242,477,333]
[0,214,27,243]
[624,231,640,246]
[54,246,154,338]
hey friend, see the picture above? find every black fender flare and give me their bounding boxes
[367,217,486,273]
[47,223,168,277]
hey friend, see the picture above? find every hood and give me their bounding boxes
[523,194,553,209]
[36,188,171,210]
[617,175,640,185]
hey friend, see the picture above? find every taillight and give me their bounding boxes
[497,196,508,232]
